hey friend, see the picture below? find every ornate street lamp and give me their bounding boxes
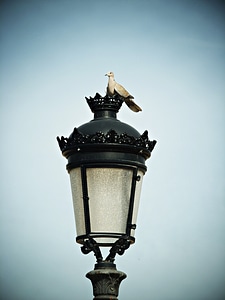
[57,93,156,300]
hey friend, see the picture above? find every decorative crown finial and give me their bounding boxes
[85,93,124,113]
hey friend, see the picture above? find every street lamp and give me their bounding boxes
[57,93,156,299]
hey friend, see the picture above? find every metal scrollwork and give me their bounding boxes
[105,238,131,263]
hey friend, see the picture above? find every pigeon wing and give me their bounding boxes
[115,82,134,99]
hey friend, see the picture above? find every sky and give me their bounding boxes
[0,0,225,299]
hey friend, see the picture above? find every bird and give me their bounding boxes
[105,71,142,112]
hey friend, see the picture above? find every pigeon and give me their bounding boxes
[105,71,142,112]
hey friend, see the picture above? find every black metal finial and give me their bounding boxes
[85,93,124,113]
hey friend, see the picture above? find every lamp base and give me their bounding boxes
[86,262,126,300]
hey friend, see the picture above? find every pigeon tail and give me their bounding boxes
[124,98,142,112]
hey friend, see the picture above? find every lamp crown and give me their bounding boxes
[86,93,124,114]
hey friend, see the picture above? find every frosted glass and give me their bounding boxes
[69,168,86,236]
[69,167,144,245]
[130,170,144,237]
[87,168,133,243]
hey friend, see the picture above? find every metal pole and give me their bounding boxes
[86,262,126,300]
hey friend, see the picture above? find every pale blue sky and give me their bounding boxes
[0,1,225,299]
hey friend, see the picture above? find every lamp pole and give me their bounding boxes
[86,261,126,300]
[57,93,156,299]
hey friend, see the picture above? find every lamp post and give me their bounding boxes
[57,93,156,299]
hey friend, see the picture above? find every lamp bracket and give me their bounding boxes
[105,238,131,263]
[81,238,103,263]
[80,237,131,263]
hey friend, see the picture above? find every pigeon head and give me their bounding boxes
[105,71,114,78]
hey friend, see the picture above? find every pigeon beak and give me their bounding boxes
[105,73,108,76]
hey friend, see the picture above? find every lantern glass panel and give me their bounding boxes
[69,168,86,237]
[130,170,144,237]
[87,168,133,244]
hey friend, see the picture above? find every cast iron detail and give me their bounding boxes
[81,238,103,263]
[81,237,131,264]
[57,128,156,152]
[86,264,126,300]
[85,93,124,112]
[105,238,131,263]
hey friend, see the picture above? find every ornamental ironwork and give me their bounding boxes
[57,128,156,152]
[86,93,124,112]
